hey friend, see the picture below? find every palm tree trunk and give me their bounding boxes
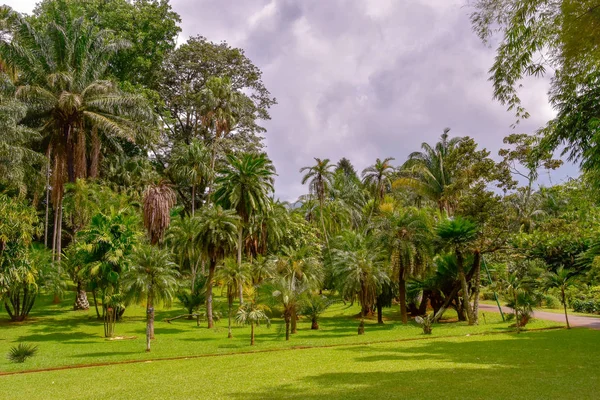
[44,156,51,248]
[291,308,297,334]
[73,280,89,310]
[472,250,481,325]
[237,225,244,305]
[311,317,319,330]
[562,288,570,329]
[399,265,408,324]
[251,321,255,345]
[285,316,290,341]
[56,198,63,262]
[238,282,244,305]
[148,292,155,340]
[456,250,474,325]
[92,289,100,319]
[377,301,384,324]
[207,259,216,328]
[228,291,233,338]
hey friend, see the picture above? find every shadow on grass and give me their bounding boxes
[72,351,139,358]
[16,331,99,343]
[228,329,599,400]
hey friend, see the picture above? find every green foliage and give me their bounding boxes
[572,299,600,314]
[7,343,38,363]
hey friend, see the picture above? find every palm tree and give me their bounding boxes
[123,246,180,351]
[216,257,251,338]
[398,128,464,214]
[300,294,335,330]
[214,152,275,296]
[196,205,239,328]
[169,139,211,215]
[331,231,389,318]
[300,158,335,243]
[0,8,153,258]
[143,183,176,246]
[543,267,576,329]
[436,216,479,325]
[167,215,203,293]
[362,157,395,205]
[235,295,270,346]
[376,207,433,323]
[266,276,307,341]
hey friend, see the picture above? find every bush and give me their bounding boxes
[480,288,497,301]
[7,343,38,363]
[572,299,600,314]
[543,295,561,309]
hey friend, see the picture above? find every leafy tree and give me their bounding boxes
[543,267,577,329]
[362,157,395,205]
[436,216,479,325]
[335,157,360,181]
[376,207,433,323]
[123,245,179,351]
[167,215,203,294]
[214,152,275,286]
[196,205,239,328]
[0,194,40,321]
[169,139,211,215]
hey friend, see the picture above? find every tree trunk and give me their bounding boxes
[56,199,63,262]
[92,289,100,319]
[44,156,51,248]
[148,293,155,340]
[311,317,319,330]
[251,321,255,345]
[472,250,481,325]
[456,250,474,325]
[418,290,430,315]
[376,301,384,324]
[228,292,233,338]
[291,308,297,334]
[562,288,570,329]
[207,259,216,328]
[399,266,408,324]
[285,317,290,341]
[433,284,461,322]
[237,226,244,305]
[73,280,89,310]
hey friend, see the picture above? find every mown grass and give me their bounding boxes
[0,293,560,374]
[2,329,599,399]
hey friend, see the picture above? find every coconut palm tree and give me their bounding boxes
[214,152,275,293]
[543,267,577,329]
[436,216,479,325]
[216,257,251,338]
[300,158,335,243]
[196,205,239,328]
[169,139,211,215]
[143,183,176,246]
[0,8,154,258]
[362,157,396,205]
[398,128,464,214]
[123,245,180,351]
[376,207,433,323]
[331,230,389,318]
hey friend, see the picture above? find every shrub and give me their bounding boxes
[572,299,600,314]
[7,343,38,363]
[543,295,561,309]
[415,314,433,334]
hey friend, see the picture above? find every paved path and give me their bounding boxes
[478,303,600,330]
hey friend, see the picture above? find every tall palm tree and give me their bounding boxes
[123,245,180,351]
[362,157,396,205]
[436,216,479,325]
[331,230,390,318]
[265,276,308,341]
[169,139,211,215]
[376,207,433,323]
[214,152,275,296]
[398,128,464,214]
[0,8,153,258]
[216,257,251,338]
[166,215,203,293]
[300,158,335,243]
[196,205,239,328]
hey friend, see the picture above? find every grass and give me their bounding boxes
[0,293,561,374]
[2,329,599,399]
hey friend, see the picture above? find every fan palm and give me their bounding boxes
[362,157,395,205]
[214,152,275,289]
[376,207,433,323]
[265,276,307,341]
[196,205,239,328]
[123,245,180,351]
[235,292,270,346]
[436,216,479,325]
[331,231,390,317]
[398,128,463,214]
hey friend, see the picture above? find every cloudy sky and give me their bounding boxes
[4,0,576,200]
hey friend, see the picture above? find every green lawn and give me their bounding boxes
[0,294,560,374]
[2,329,599,399]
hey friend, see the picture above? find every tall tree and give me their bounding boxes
[362,157,395,205]
[216,257,251,338]
[300,158,335,243]
[196,205,239,328]
[214,152,275,291]
[169,139,211,215]
[123,245,179,351]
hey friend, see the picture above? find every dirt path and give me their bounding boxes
[478,303,600,330]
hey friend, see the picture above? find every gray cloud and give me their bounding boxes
[6,0,578,199]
